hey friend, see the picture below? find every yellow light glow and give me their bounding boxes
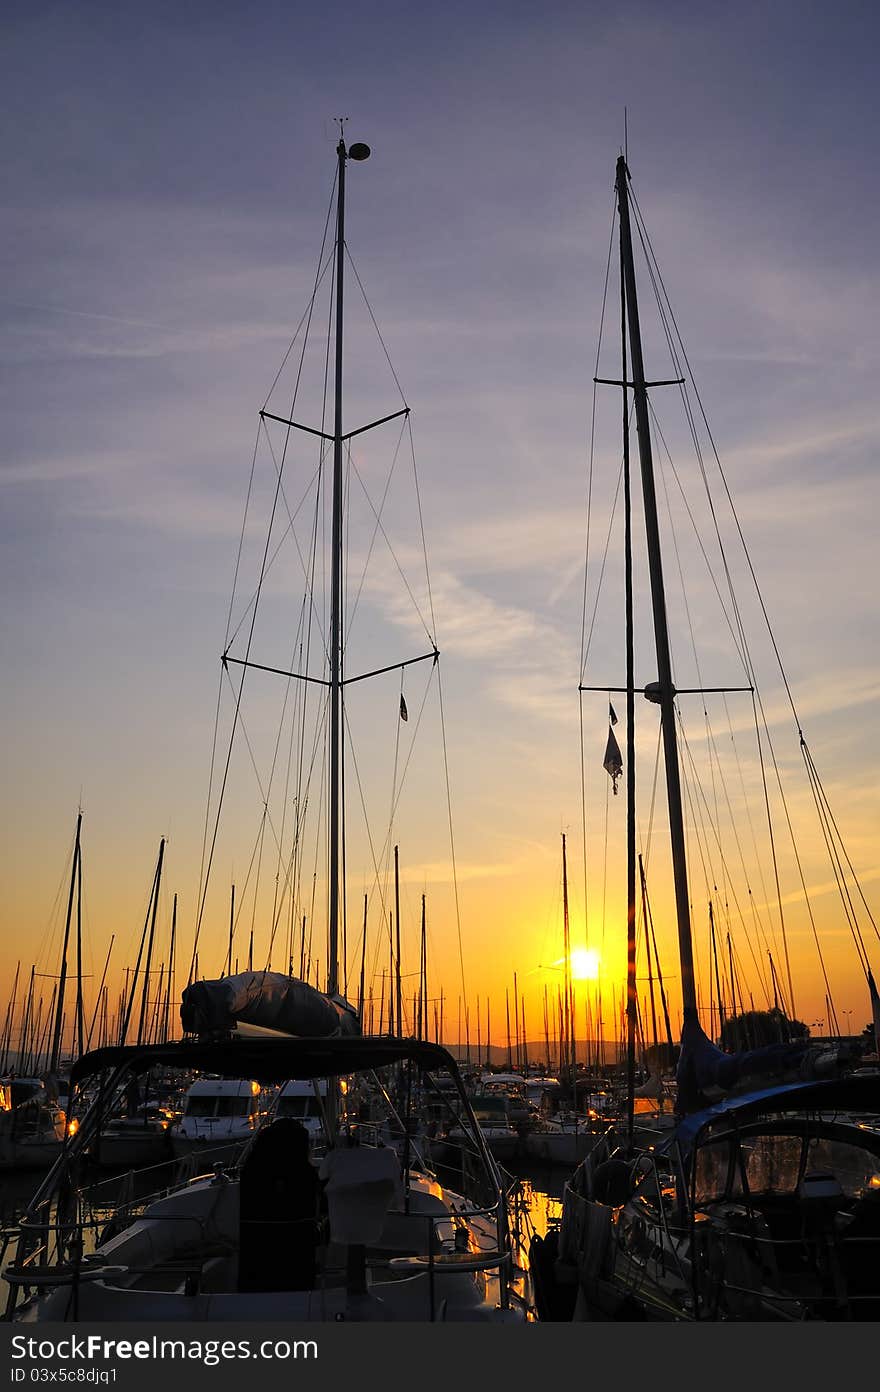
[571,948,600,981]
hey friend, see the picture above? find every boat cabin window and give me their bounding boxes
[216,1096,251,1117]
[184,1094,252,1118]
[693,1140,733,1204]
[694,1127,880,1204]
[277,1096,323,1120]
[184,1096,218,1118]
[472,1097,511,1124]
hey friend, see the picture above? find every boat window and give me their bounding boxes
[802,1137,880,1198]
[472,1097,510,1122]
[725,1132,880,1200]
[184,1096,217,1117]
[693,1140,732,1203]
[730,1133,803,1197]
[277,1097,322,1119]
[277,1099,302,1118]
[216,1097,250,1117]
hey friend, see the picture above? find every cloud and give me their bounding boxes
[0,315,293,366]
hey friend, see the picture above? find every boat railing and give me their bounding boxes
[688,1201,880,1318]
[2,1204,240,1318]
[385,1208,511,1321]
[1,1137,246,1321]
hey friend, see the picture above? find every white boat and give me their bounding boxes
[5,1035,522,1323]
[169,1077,274,1167]
[442,1092,522,1164]
[274,1078,329,1142]
[524,1115,610,1168]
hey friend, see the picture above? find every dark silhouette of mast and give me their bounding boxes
[562,833,574,1081]
[394,844,402,1037]
[327,135,373,997]
[616,156,697,1021]
[419,894,427,1040]
[86,934,114,1051]
[358,894,368,1023]
[710,900,725,1041]
[165,896,177,1043]
[619,185,638,1151]
[49,812,81,1075]
[137,837,165,1046]
[74,831,84,1060]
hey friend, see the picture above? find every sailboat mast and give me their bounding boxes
[86,934,114,1052]
[165,896,177,1043]
[394,844,402,1037]
[137,837,165,1046]
[620,191,638,1151]
[74,832,84,1060]
[615,156,697,1018]
[562,833,574,1079]
[49,811,81,1076]
[327,136,348,999]
[358,894,368,1022]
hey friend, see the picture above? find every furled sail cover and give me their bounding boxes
[181,972,361,1038]
[676,1013,812,1115]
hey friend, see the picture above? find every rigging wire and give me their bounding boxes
[628,177,872,1008]
[189,167,338,985]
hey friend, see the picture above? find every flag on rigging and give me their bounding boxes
[399,693,408,722]
[603,724,623,795]
[609,702,618,726]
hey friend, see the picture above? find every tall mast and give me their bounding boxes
[86,934,115,1052]
[358,894,368,1022]
[137,837,165,1046]
[74,830,85,1060]
[562,832,573,1078]
[1,960,20,1072]
[615,156,697,1019]
[394,844,402,1037]
[417,896,423,1041]
[639,859,659,1051]
[328,134,348,998]
[165,896,177,1043]
[326,133,372,997]
[49,812,81,1075]
[620,194,638,1150]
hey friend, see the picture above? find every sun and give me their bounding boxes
[570,947,600,982]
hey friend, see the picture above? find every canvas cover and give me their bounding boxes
[180,971,361,1039]
[673,1012,862,1115]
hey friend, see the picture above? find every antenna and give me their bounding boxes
[624,106,628,163]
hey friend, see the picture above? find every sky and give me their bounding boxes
[2,0,878,1056]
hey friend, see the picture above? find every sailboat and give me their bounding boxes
[3,134,521,1325]
[524,836,614,1167]
[0,814,84,1171]
[533,154,880,1322]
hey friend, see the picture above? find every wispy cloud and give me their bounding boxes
[0,317,292,365]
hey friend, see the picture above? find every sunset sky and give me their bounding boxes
[2,1,878,1056]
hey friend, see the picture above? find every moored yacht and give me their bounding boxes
[0,1078,67,1171]
[4,1034,523,1323]
[169,1077,274,1168]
